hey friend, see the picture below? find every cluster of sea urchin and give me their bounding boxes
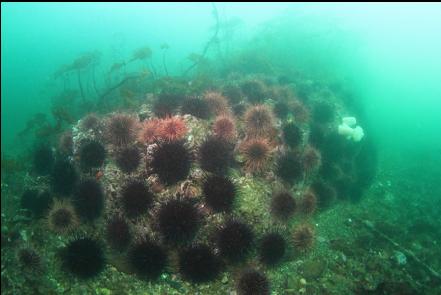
[15,70,376,293]
[138,116,187,144]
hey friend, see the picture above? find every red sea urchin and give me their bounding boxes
[138,118,161,144]
[212,115,236,142]
[204,91,230,116]
[157,116,187,142]
[239,138,272,174]
[244,104,275,139]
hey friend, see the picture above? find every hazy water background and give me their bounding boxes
[2,2,441,154]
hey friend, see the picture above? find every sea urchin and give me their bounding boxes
[198,137,233,175]
[202,175,236,213]
[106,113,138,146]
[292,224,315,252]
[121,180,154,218]
[128,239,167,280]
[155,198,201,245]
[270,191,296,220]
[73,179,104,221]
[237,269,270,295]
[178,244,221,283]
[150,141,192,185]
[240,138,272,174]
[258,233,286,266]
[61,236,105,279]
[47,199,79,234]
[216,220,254,262]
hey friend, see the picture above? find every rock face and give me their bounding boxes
[301,260,327,280]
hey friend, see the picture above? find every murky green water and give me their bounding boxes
[2,3,440,294]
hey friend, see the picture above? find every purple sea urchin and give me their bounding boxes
[259,232,286,266]
[128,239,167,280]
[282,122,302,148]
[79,140,106,170]
[202,175,236,213]
[115,146,141,173]
[74,179,104,221]
[106,113,138,146]
[150,141,192,185]
[181,97,211,119]
[61,236,105,279]
[270,190,296,220]
[276,152,304,184]
[237,269,270,295]
[178,244,221,283]
[199,137,233,175]
[216,220,253,262]
[155,198,201,245]
[17,247,42,272]
[121,180,154,218]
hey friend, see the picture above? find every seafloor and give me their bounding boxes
[1,53,440,295]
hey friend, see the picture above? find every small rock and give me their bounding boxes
[302,260,326,279]
[222,275,229,284]
[393,251,407,265]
